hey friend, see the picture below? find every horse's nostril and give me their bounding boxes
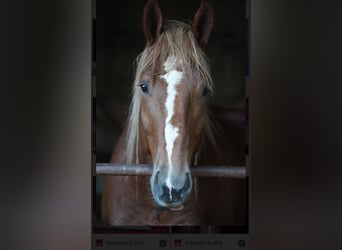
[154,171,160,185]
[183,173,191,193]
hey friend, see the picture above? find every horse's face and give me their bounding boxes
[138,0,214,209]
[139,55,209,209]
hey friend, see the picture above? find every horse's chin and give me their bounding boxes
[168,205,184,211]
[155,203,185,212]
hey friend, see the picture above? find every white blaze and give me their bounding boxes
[160,57,183,193]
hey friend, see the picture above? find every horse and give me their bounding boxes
[101,0,246,226]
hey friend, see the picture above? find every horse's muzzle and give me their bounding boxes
[151,171,192,209]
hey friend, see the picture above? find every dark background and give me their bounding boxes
[2,0,342,250]
[95,0,247,162]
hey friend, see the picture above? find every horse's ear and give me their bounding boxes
[192,0,214,48]
[143,0,163,46]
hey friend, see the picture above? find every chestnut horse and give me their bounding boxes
[102,0,246,226]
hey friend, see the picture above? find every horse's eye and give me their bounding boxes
[138,81,149,93]
[202,86,210,96]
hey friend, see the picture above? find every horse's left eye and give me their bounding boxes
[138,81,149,93]
[202,86,210,96]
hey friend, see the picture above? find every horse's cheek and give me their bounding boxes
[140,106,151,131]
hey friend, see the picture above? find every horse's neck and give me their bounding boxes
[137,124,152,164]
[110,122,151,164]
[110,123,129,163]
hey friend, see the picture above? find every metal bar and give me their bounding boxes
[96,163,246,178]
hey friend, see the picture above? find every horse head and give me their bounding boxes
[128,0,214,210]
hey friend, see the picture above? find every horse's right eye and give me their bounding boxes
[202,86,210,96]
[138,81,149,93]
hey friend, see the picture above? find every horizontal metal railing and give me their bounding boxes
[96,163,246,178]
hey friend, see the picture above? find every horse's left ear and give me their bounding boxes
[192,0,214,48]
[143,0,163,46]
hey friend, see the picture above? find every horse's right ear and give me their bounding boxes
[143,0,163,46]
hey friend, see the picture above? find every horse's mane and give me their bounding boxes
[126,20,216,164]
